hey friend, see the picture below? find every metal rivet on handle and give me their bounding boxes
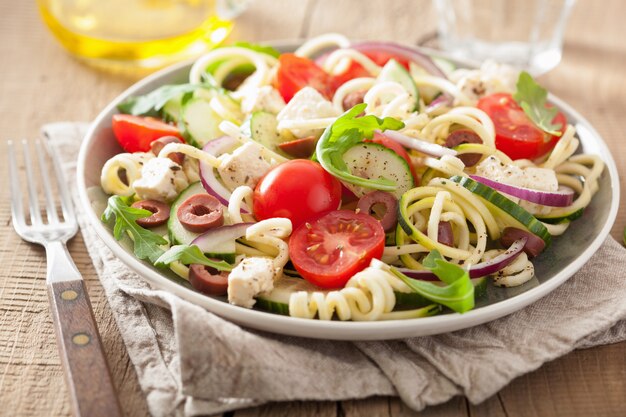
[72,333,90,346]
[61,290,78,301]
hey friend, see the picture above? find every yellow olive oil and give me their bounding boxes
[37,0,236,69]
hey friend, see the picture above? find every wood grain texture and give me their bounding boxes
[48,279,122,417]
[0,0,625,416]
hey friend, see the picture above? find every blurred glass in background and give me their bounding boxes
[37,0,250,69]
[433,0,576,75]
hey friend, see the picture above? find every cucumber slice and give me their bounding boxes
[181,97,223,147]
[378,59,419,111]
[537,208,584,224]
[431,57,456,77]
[449,176,552,246]
[255,276,320,315]
[162,95,185,123]
[342,142,414,199]
[241,111,288,155]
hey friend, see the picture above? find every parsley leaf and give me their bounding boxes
[316,104,405,191]
[117,83,208,116]
[154,245,233,271]
[101,195,167,263]
[513,71,563,137]
[391,250,474,313]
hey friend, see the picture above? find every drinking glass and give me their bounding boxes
[38,0,250,69]
[433,0,576,75]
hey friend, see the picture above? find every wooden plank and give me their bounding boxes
[467,395,507,417]
[497,343,626,417]
[389,396,469,417]
[233,401,337,417]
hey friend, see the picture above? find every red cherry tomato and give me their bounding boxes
[274,53,335,102]
[112,114,183,153]
[368,132,419,184]
[289,210,385,289]
[253,160,342,230]
[477,93,567,160]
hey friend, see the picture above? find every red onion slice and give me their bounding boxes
[470,175,574,207]
[425,94,451,113]
[191,222,254,254]
[395,238,527,281]
[377,129,457,157]
[200,136,250,213]
[351,42,448,79]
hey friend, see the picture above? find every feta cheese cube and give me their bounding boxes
[132,157,189,202]
[277,86,339,138]
[450,60,519,104]
[217,142,272,191]
[227,257,277,308]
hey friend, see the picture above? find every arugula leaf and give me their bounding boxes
[101,195,167,263]
[117,83,205,116]
[513,71,563,137]
[391,250,475,313]
[155,245,233,272]
[316,104,405,191]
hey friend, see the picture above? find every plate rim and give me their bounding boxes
[76,40,620,340]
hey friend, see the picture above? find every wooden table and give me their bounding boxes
[1,0,625,415]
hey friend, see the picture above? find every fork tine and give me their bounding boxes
[45,139,75,222]
[22,140,43,226]
[8,140,27,229]
[35,140,60,225]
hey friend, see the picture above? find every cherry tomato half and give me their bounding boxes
[289,210,385,289]
[477,93,567,160]
[253,160,342,230]
[274,53,335,102]
[112,114,183,153]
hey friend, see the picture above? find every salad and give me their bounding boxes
[99,34,604,322]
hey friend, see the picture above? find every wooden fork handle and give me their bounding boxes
[48,279,123,417]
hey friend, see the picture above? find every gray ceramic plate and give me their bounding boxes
[77,42,619,340]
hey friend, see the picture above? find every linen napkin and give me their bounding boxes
[45,122,626,417]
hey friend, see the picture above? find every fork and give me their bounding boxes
[9,140,123,417]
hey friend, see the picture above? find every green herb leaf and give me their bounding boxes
[101,195,167,263]
[513,71,563,137]
[155,245,233,272]
[391,250,474,313]
[316,104,405,191]
[117,83,206,116]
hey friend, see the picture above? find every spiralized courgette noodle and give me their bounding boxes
[99,33,605,321]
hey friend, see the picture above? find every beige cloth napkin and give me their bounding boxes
[46,122,626,417]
